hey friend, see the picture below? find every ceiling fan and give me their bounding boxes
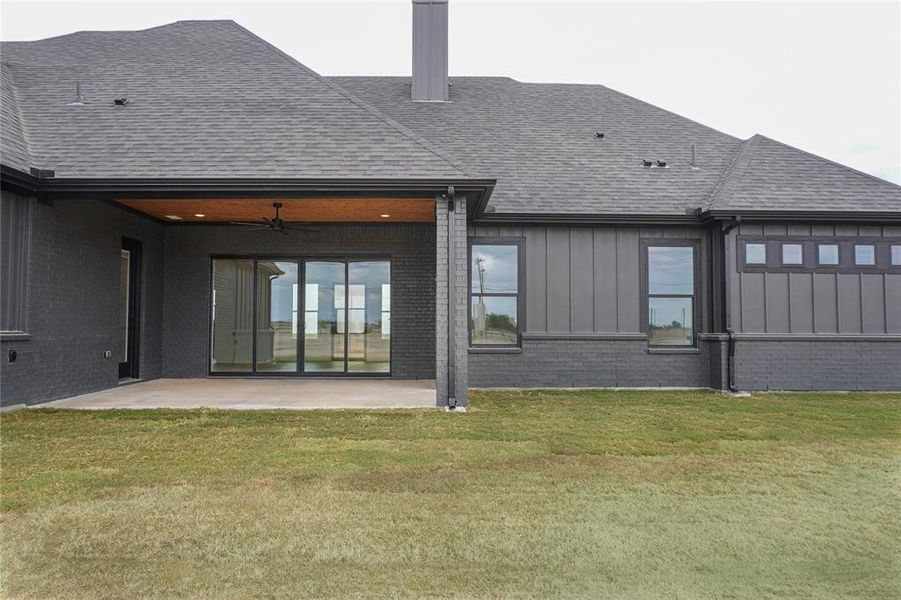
[229,202,319,234]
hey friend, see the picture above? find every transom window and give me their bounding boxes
[854,244,876,266]
[470,243,519,346]
[781,243,803,265]
[745,243,766,265]
[647,245,695,347]
[817,243,839,266]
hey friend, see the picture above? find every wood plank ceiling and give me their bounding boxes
[116,198,436,223]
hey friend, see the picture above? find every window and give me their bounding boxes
[817,244,839,266]
[745,243,766,265]
[854,244,875,266]
[470,244,519,346]
[892,245,901,266]
[1,192,30,336]
[647,245,695,346]
[781,243,803,265]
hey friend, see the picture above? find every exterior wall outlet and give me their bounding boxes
[8,349,17,363]
[103,350,112,359]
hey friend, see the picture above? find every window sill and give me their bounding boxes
[647,346,700,355]
[0,331,30,342]
[469,347,522,354]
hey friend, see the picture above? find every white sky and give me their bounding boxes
[2,0,899,183]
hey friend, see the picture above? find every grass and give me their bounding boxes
[1,389,899,598]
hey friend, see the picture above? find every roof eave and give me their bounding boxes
[700,208,901,223]
[0,169,495,201]
[474,211,703,226]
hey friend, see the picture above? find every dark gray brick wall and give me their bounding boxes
[734,340,901,391]
[434,196,468,406]
[162,223,436,379]
[0,197,164,407]
[470,338,715,388]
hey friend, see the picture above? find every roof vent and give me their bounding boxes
[113,97,129,106]
[595,132,605,139]
[641,160,653,167]
[67,81,85,105]
[656,160,667,168]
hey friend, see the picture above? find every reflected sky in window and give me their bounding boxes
[472,245,518,294]
[648,247,693,295]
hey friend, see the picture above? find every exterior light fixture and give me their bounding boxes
[194,213,206,218]
[380,214,391,218]
[164,215,183,220]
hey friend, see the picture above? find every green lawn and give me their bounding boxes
[2,390,899,599]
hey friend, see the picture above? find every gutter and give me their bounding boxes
[721,217,740,393]
[0,164,496,202]
[700,209,901,223]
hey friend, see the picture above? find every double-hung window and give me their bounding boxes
[646,245,696,347]
[470,243,519,346]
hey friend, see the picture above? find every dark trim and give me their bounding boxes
[0,164,39,195]
[733,333,901,342]
[28,176,495,200]
[703,209,901,223]
[521,332,648,341]
[208,254,393,378]
[474,212,702,226]
[736,236,901,274]
[467,237,526,348]
[468,347,523,354]
[118,237,142,380]
[640,239,702,349]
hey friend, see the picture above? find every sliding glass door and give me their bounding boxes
[303,259,390,374]
[211,257,390,375]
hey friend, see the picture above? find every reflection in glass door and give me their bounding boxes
[256,261,298,372]
[211,257,390,375]
[303,259,390,374]
[347,261,390,373]
[303,261,347,372]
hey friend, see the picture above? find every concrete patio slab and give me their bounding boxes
[40,378,438,410]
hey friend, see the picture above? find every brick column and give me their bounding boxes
[435,194,468,408]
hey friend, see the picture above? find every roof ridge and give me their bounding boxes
[0,20,239,44]
[227,21,472,179]
[755,133,901,190]
[564,80,741,144]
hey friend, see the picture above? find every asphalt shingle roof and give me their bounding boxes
[2,20,899,216]
[331,76,742,216]
[332,76,901,216]
[1,63,31,173]
[705,134,901,213]
[0,21,468,179]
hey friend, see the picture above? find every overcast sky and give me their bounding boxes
[3,0,899,183]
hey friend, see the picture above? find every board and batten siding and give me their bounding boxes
[468,225,709,335]
[727,223,901,334]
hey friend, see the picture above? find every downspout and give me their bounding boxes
[721,216,740,392]
[445,186,457,408]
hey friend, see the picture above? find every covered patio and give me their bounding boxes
[41,378,437,410]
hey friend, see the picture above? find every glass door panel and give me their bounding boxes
[256,261,299,373]
[303,261,346,372]
[347,261,390,373]
[211,259,255,372]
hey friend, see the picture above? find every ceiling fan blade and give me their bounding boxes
[229,221,270,228]
[262,217,275,226]
[284,224,320,232]
[277,227,295,235]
